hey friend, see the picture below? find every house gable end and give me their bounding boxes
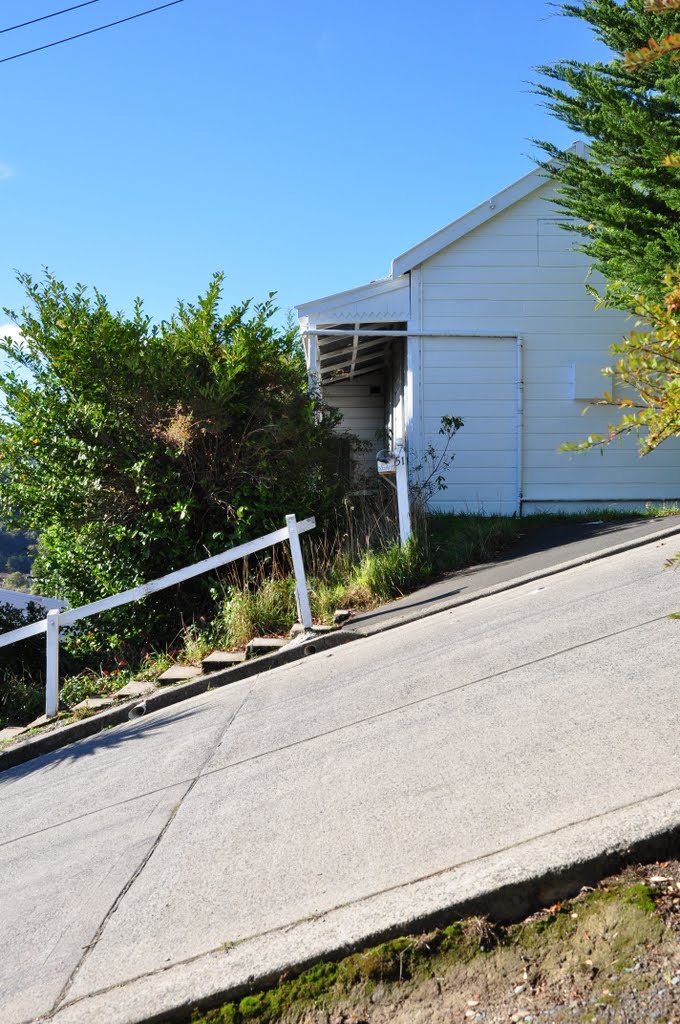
[391,142,587,277]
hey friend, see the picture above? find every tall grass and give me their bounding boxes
[426,513,522,574]
[215,576,298,651]
[148,504,659,661]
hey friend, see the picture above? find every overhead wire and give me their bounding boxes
[0,1,107,36]
[0,0,184,65]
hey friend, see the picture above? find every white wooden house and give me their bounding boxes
[298,151,680,519]
[0,588,66,613]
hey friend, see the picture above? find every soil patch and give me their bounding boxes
[184,860,680,1024]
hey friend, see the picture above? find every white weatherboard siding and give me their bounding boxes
[420,337,518,515]
[299,157,680,516]
[324,374,384,475]
[417,180,680,510]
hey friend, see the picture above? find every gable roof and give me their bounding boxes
[297,142,587,317]
[391,141,587,277]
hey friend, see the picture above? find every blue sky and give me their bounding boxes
[0,0,607,331]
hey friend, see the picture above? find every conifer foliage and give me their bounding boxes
[534,0,680,298]
[545,0,680,457]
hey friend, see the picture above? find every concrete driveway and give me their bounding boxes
[2,533,680,1023]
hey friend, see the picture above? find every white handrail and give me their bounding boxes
[0,515,316,717]
[0,617,47,647]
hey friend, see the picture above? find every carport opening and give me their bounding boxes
[310,321,407,488]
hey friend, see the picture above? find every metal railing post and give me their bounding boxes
[286,514,313,630]
[45,609,60,718]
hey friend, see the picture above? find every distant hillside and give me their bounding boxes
[0,523,38,575]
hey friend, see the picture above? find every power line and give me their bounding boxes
[1,1,107,36]
[0,0,185,65]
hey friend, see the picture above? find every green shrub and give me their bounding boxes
[1,271,351,658]
[59,668,131,709]
[3,571,31,592]
[0,602,49,726]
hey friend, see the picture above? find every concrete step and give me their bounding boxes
[157,664,203,686]
[25,713,59,728]
[0,727,27,741]
[113,679,158,700]
[73,696,116,712]
[289,622,337,638]
[246,637,289,659]
[201,651,247,673]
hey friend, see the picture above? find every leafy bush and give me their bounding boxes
[0,602,50,726]
[3,572,30,592]
[59,668,131,709]
[0,271,350,657]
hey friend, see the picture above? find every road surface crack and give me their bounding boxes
[48,680,257,1017]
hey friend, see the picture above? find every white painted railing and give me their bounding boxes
[0,514,315,718]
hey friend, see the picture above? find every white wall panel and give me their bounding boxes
[423,265,595,286]
[423,282,596,302]
[420,336,518,515]
[417,178,680,507]
[523,482,680,500]
[324,374,385,473]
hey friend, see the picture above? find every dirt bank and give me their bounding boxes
[185,859,680,1024]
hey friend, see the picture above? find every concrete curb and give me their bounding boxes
[0,631,358,774]
[347,521,680,637]
[48,787,680,1024]
[5,523,680,773]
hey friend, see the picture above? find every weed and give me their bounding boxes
[409,414,465,513]
[645,501,680,516]
[180,624,215,665]
[426,512,522,574]
[350,539,430,602]
[59,667,131,709]
[70,705,98,721]
[135,649,175,680]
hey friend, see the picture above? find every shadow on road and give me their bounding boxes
[495,517,650,561]
[0,703,211,785]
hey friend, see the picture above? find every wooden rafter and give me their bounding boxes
[319,339,386,366]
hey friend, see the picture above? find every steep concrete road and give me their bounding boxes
[2,534,680,1024]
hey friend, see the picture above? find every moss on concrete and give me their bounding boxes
[186,877,669,1024]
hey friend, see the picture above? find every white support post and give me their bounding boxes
[394,439,412,548]
[286,513,313,630]
[45,609,60,718]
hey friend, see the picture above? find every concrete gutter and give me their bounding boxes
[50,793,680,1024]
[5,521,680,775]
[0,631,356,774]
